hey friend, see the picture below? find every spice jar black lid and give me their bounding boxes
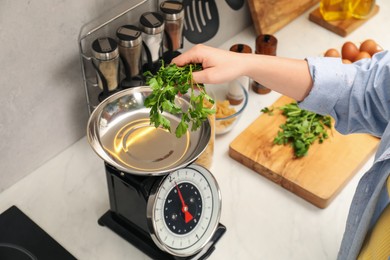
[160,1,184,20]
[139,12,165,34]
[91,37,119,60]
[116,25,142,48]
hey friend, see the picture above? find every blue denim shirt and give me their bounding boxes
[301,51,390,260]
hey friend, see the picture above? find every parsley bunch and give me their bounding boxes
[262,102,332,157]
[144,62,215,138]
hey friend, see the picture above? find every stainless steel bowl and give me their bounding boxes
[87,86,211,176]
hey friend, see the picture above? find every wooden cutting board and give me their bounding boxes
[248,0,320,35]
[229,96,379,208]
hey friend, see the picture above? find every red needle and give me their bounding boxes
[175,182,193,223]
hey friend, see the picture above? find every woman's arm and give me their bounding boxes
[172,44,313,101]
[302,51,390,137]
[173,45,390,137]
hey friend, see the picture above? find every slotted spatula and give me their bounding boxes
[225,0,244,10]
[183,0,219,44]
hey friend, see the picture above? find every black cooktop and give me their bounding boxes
[0,206,76,260]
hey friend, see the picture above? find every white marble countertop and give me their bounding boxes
[2,2,390,259]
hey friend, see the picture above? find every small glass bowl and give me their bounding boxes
[208,82,248,135]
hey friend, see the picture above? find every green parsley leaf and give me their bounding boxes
[263,102,332,158]
[144,61,215,138]
[261,106,274,115]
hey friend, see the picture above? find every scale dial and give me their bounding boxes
[147,164,221,257]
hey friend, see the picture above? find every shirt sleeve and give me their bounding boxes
[300,50,390,137]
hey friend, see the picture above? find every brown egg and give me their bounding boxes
[342,59,352,64]
[354,51,371,61]
[359,39,379,56]
[324,48,341,57]
[342,41,359,62]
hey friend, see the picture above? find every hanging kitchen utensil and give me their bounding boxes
[225,0,244,10]
[183,0,219,44]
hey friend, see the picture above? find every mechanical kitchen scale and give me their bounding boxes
[87,87,226,259]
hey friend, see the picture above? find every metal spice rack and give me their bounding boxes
[78,0,160,114]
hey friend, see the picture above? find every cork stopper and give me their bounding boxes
[252,34,277,95]
[229,44,252,54]
[255,34,277,55]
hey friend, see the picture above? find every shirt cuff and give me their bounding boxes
[299,57,349,116]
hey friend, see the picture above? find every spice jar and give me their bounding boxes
[139,12,165,73]
[91,37,120,100]
[116,25,143,88]
[160,1,184,52]
[229,44,252,97]
[252,34,277,95]
[160,1,184,63]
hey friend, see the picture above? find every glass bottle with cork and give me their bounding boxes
[229,44,252,91]
[252,34,277,95]
[320,0,376,21]
[320,0,349,21]
[227,44,252,105]
[348,0,376,19]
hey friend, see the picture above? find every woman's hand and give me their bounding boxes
[172,44,246,84]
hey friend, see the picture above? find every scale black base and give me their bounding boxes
[98,163,226,260]
[98,211,226,260]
